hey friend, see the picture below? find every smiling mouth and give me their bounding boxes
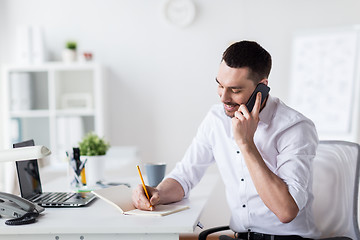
[223,103,239,112]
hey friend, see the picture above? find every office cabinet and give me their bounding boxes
[1,62,106,163]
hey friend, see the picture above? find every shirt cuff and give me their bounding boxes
[288,183,308,211]
[165,175,191,199]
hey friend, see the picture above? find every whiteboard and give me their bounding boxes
[289,27,360,141]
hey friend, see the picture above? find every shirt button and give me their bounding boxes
[237,151,240,154]
[241,178,244,181]
[242,204,246,208]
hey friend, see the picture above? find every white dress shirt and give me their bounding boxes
[167,95,320,238]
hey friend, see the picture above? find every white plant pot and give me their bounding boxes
[81,155,105,187]
[62,49,77,62]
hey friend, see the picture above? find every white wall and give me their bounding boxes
[0,0,6,149]
[0,1,4,189]
[3,0,359,168]
[1,0,360,230]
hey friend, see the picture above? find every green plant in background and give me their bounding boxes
[78,132,110,156]
[66,41,77,50]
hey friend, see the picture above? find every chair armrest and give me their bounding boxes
[198,225,230,240]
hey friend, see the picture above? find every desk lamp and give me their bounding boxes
[0,145,51,162]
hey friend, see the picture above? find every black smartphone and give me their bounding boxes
[245,83,270,113]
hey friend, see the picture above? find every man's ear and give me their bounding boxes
[259,78,268,86]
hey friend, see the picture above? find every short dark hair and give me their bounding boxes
[222,40,272,83]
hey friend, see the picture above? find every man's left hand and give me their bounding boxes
[232,92,262,146]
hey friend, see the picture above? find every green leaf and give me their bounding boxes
[78,132,110,156]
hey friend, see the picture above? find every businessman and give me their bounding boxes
[132,41,319,240]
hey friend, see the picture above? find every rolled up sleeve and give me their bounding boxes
[275,120,318,211]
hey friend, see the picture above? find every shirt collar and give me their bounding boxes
[259,94,275,126]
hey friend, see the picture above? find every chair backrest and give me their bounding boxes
[312,140,360,239]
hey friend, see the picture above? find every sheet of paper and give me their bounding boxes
[92,185,134,213]
[124,204,189,217]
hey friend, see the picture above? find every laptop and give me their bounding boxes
[14,139,96,207]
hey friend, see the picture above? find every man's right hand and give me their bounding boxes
[132,178,185,211]
[132,184,161,211]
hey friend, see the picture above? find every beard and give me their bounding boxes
[223,108,234,118]
[222,103,239,118]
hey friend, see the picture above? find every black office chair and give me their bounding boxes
[198,141,360,240]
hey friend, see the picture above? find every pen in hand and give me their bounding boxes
[136,165,153,209]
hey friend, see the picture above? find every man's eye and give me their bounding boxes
[232,89,241,93]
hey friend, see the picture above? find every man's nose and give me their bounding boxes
[220,89,232,103]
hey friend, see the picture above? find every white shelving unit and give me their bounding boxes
[1,62,106,163]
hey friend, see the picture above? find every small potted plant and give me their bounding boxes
[78,132,110,186]
[62,40,77,62]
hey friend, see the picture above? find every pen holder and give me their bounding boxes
[68,158,88,190]
[81,155,105,187]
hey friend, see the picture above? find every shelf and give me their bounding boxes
[55,109,95,117]
[4,62,100,72]
[2,62,105,164]
[9,109,96,118]
[10,110,50,118]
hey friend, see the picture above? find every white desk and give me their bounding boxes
[0,172,217,240]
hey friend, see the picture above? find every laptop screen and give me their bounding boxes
[14,140,42,199]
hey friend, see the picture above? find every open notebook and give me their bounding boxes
[92,185,189,216]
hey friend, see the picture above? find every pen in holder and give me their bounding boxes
[68,148,88,190]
